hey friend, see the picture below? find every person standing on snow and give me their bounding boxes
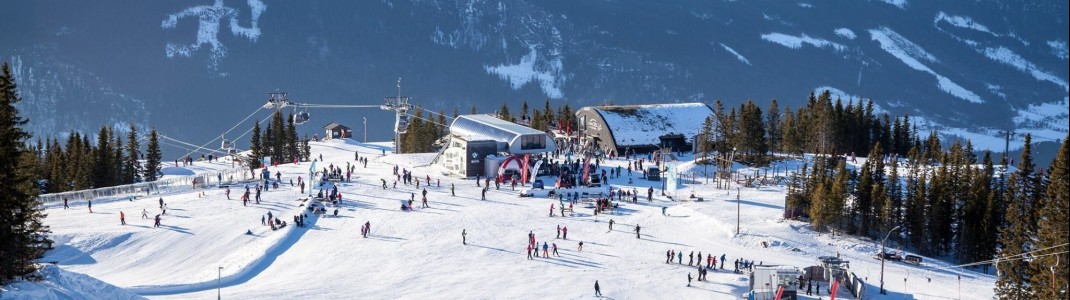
[556,225,561,239]
[562,226,568,240]
[142,209,149,219]
[542,242,549,257]
[63,196,69,209]
[88,199,93,213]
[678,250,683,264]
[552,243,559,256]
[526,244,533,260]
[594,281,602,297]
[154,214,161,228]
[225,187,231,200]
[635,224,641,239]
[364,221,371,237]
[687,272,692,287]
[450,183,455,196]
[462,229,467,245]
[720,254,726,270]
[609,219,614,231]
[578,241,584,251]
[549,203,555,217]
[120,211,125,225]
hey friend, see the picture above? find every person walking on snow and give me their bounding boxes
[527,244,533,260]
[594,281,602,297]
[720,254,726,270]
[142,209,149,219]
[364,221,371,237]
[225,187,231,200]
[635,224,641,239]
[88,199,93,213]
[688,251,694,266]
[120,211,125,225]
[556,225,561,238]
[687,272,692,287]
[462,229,467,245]
[562,226,568,240]
[678,250,683,264]
[609,219,614,231]
[63,197,69,209]
[153,214,161,228]
[552,243,559,256]
[550,203,555,217]
[450,183,455,196]
[542,242,549,257]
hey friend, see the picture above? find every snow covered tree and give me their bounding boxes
[1030,135,1069,298]
[0,62,52,283]
[143,128,162,181]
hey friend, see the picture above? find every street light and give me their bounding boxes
[363,117,367,143]
[880,225,902,295]
[217,266,224,299]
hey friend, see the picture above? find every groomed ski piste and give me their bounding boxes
[2,139,996,299]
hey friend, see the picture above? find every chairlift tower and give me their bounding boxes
[381,78,413,153]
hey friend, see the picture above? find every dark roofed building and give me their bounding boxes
[324,122,351,139]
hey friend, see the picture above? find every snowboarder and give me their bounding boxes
[462,229,467,245]
[594,281,601,297]
[120,211,125,225]
[635,224,641,239]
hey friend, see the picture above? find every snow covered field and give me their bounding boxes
[3,139,996,299]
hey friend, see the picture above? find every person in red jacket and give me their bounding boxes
[120,211,125,225]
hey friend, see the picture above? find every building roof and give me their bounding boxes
[449,114,545,142]
[324,122,349,130]
[583,103,713,147]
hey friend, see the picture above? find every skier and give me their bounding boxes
[562,226,568,240]
[687,272,692,287]
[88,199,93,213]
[481,187,488,200]
[635,224,641,239]
[262,215,266,226]
[159,197,164,209]
[364,221,371,237]
[609,219,614,231]
[578,241,584,252]
[594,281,602,297]
[527,244,533,260]
[63,197,69,209]
[153,214,161,228]
[450,183,455,196]
[557,225,561,239]
[720,254,726,270]
[225,187,231,200]
[141,209,148,219]
[662,206,667,216]
[688,251,694,266]
[550,203,555,217]
[542,242,549,257]
[678,250,683,264]
[120,211,125,225]
[552,243,559,256]
[462,229,467,245]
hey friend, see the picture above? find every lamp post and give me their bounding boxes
[880,225,902,295]
[363,117,367,143]
[217,266,223,299]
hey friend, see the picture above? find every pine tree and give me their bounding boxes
[497,102,513,123]
[996,134,1040,299]
[1030,135,1069,298]
[543,99,555,129]
[286,113,297,163]
[144,128,162,181]
[765,99,780,155]
[520,100,529,124]
[0,62,52,283]
[123,124,142,184]
[111,130,123,185]
[247,121,262,172]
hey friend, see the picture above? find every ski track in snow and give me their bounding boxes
[869,27,984,104]
[719,43,751,65]
[19,140,1000,299]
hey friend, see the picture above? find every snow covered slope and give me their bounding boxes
[21,140,995,299]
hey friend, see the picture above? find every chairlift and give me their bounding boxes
[221,138,235,151]
[395,114,410,134]
[293,111,310,125]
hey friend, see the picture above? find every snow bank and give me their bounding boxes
[760,32,846,52]
[484,46,567,99]
[834,28,856,40]
[1049,40,1069,60]
[869,27,984,104]
[0,265,144,300]
[983,47,1069,90]
[933,12,994,36]
[719,43,751,65]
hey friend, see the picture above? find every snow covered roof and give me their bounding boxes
[584,103,713,147]
[324,122,349,130]
[449,114,545,142]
